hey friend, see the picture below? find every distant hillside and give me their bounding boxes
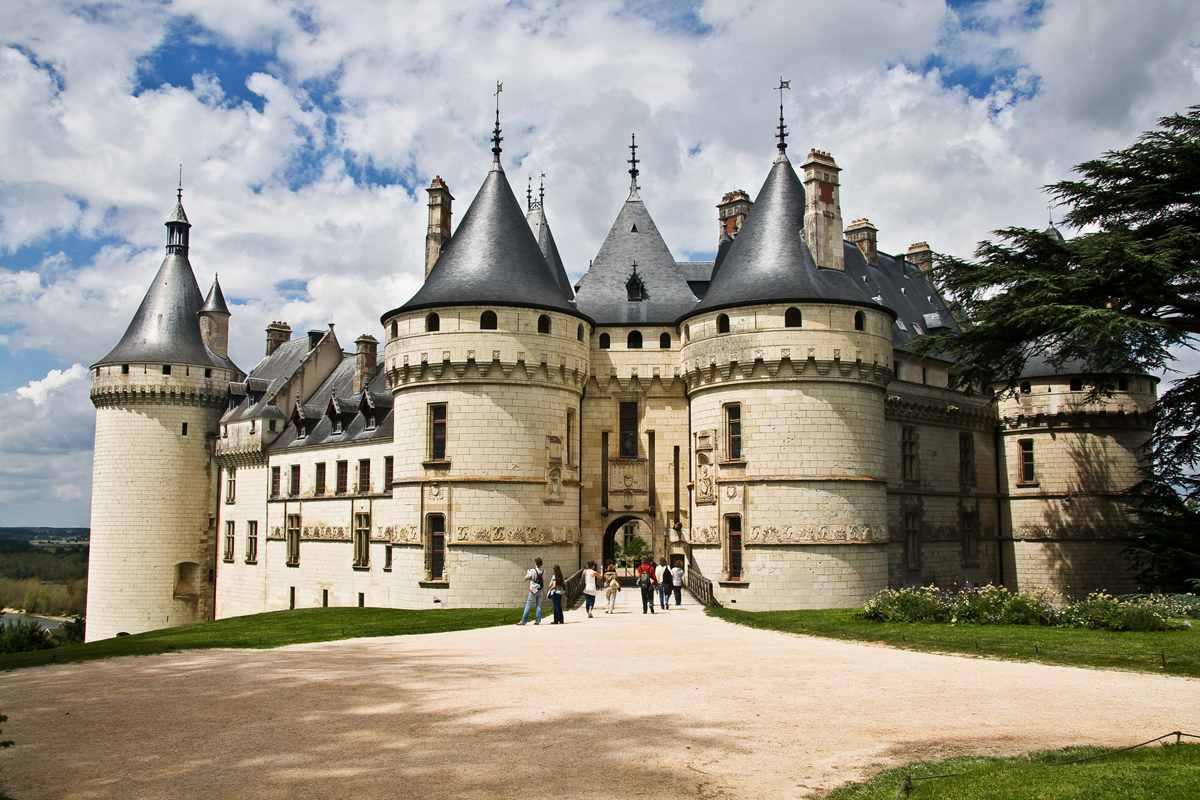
[0,528,90,542]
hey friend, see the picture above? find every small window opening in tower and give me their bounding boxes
[626,265,647,302]
[390,321,398,338]
[854,311,865,331]
[1118,377,1128,391]
[785,307,801,328]
[538,314,551,334]
[628,330,643,349]
[426,312,440,332]
[481,310,497,330]
[631,224,638,233]
[717,314,730,334]
[162,365,171,375]
[599,333,610,349]
[1020,381,1031,394]
[181,423,188,436]
[121,364,129,374]
[1069,378,1082,391]
[204,368,212,378]
[659,332,671,348]
[577,324,584,341]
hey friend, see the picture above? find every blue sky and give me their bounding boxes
[2,0,1199,525]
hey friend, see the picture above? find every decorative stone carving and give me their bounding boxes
[689,525,719,543]
[548,468,561,500]
[301,525,351,542]
[696,453,714,503]
[446,525,581,545]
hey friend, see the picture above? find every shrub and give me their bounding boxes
[0,619,55,654]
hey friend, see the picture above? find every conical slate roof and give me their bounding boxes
[573,199,699,325]
[200,275,230,315]
[686,153,885,319]
[526,204,574,299]
[389,163,581,319]
[95,203,228,368]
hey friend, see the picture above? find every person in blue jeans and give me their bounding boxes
[546,564,567,623]
[516,558,545,625]
[636,555,657,614]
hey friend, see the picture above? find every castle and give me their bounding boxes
[84,115,1156,641]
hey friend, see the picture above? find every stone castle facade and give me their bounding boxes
[85,126,1155,641]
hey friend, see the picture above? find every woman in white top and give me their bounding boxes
[581,560,600,618]
[670,559,685,606]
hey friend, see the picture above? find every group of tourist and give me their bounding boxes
[516,555,685,624]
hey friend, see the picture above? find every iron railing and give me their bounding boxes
[686,557,718,607]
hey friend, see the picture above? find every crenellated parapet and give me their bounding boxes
[885,391,996,431]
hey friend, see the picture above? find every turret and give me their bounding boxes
[198,276,231,359]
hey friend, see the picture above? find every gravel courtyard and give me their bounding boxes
[0,596,1196,799]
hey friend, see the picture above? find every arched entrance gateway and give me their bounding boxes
[601,515,656,573]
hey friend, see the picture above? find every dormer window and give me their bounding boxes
[332,413,342,435]
[365,411,376,430]
[626,267,647,302]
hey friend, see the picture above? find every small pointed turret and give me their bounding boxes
[198,275,231,359]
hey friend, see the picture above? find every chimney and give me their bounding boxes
[802,149,844,271]
[907,242,933,273]
[425,176,454,279]
[265,321,291,356]
[845,219,878,267]
[354,334,379,394]
[716,190,752,245]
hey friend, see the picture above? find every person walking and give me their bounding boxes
[547,564,567,624]
[581,560,600,618]
[659,559,673,610]
[636,555,657,614]
[517,558,545,625]
[671,558,685,607]
[603,560,620,614]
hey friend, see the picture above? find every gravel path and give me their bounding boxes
[0,592,1196,799]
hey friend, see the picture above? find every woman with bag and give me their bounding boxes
[671,559,685,606]
[546,564,567,624]
[603,560,620,614]
[581,560,601,618]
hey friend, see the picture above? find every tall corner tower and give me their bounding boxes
[86,192,243,641]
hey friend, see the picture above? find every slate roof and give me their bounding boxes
[96,203,240,372]
[686,153,886,319]
[386,160,582,320]
[270,357,394,450]
[221,337,316,423]
[200,276,230,315]
[526,205,574,299]
[842,244,957,357]
[572,198,700,325]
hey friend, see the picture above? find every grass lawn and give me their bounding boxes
[0,607,517,671]
[823,741,1200,799]
[708,607,1200,678]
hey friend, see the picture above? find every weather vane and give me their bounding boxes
[628,133,640,197]
[492,81,504,160]
[776,77,791,153]
[177,164,183,201]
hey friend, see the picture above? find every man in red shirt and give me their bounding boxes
[636,555,657,614]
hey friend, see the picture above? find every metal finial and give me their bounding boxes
[776,78,791,154]
[177,164,183,201]
[527,176,533,210]
[628,133,640,198]
[492,81,504,162]
[539,173,545,206]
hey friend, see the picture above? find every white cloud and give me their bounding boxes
[15,362,86,406]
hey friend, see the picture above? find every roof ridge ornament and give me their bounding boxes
[627,133,641,201]
[776,77,791,162]
[539,173,545,208]
[491,81,504,171]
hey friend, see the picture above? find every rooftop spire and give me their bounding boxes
[627,133,640,201]
[527,176,533,210]
[539,173,545,207]
[166,173,191,256]
[776,77,791,161]
[491,81,504,170]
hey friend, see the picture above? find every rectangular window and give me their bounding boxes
[727,516,743,580]
[181,422,188,436]
[384,545,393,571]
[162,364,171,375]
[619,401,638,458]
[353,512,371,568]
[358,459,371,494]
[314,462,326,496]
[1019,439,1035,483]
[336,461,348,495]
[566,410,575,465]
[271,467,281,498]
[225,468,236,503]
[959,432,976,487]
[286,514,301,566]
[384,457,394,494]
[727,404,742,461]
[289,464,301,497]
[322,589,328,608]
[905,511,921,570]
[223,521,235,562]
[429,514,446,580]
[430,404,447,461]
[962,510,980,566]
[902,427,919,481]
[246,521,258,564]
[289,586,296,610]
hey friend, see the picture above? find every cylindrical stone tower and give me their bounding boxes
[679,145,895,610]
[86,194,242,640]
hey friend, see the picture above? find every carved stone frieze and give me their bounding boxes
[267,526,285,541]
[446,525,581,545]
[747,523,886,543]
[301,525,350,541]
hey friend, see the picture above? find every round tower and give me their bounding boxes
[380,106,591,607]
[678,142,895,611]
[86,192,242,640]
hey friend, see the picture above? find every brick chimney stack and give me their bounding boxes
[907,242,933,273]
[802,149,844,271]
[425,176,453,279]
[716,190,751,244]
[265,321,291,356]
[354,334,379,394]
[845,219,879,267]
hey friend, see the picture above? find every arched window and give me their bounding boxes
[659,332,671,349]
[599,333,610,349]
[426,312,439,332]
[684,325,690,342]
[628,330,643,349]
[577,324,584,342]
[854,310,865,331]
[717,314,730,334]
[390,321,398,338]
[481,310,497,330]
[538,315,551,334]
[785,307,802,328]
